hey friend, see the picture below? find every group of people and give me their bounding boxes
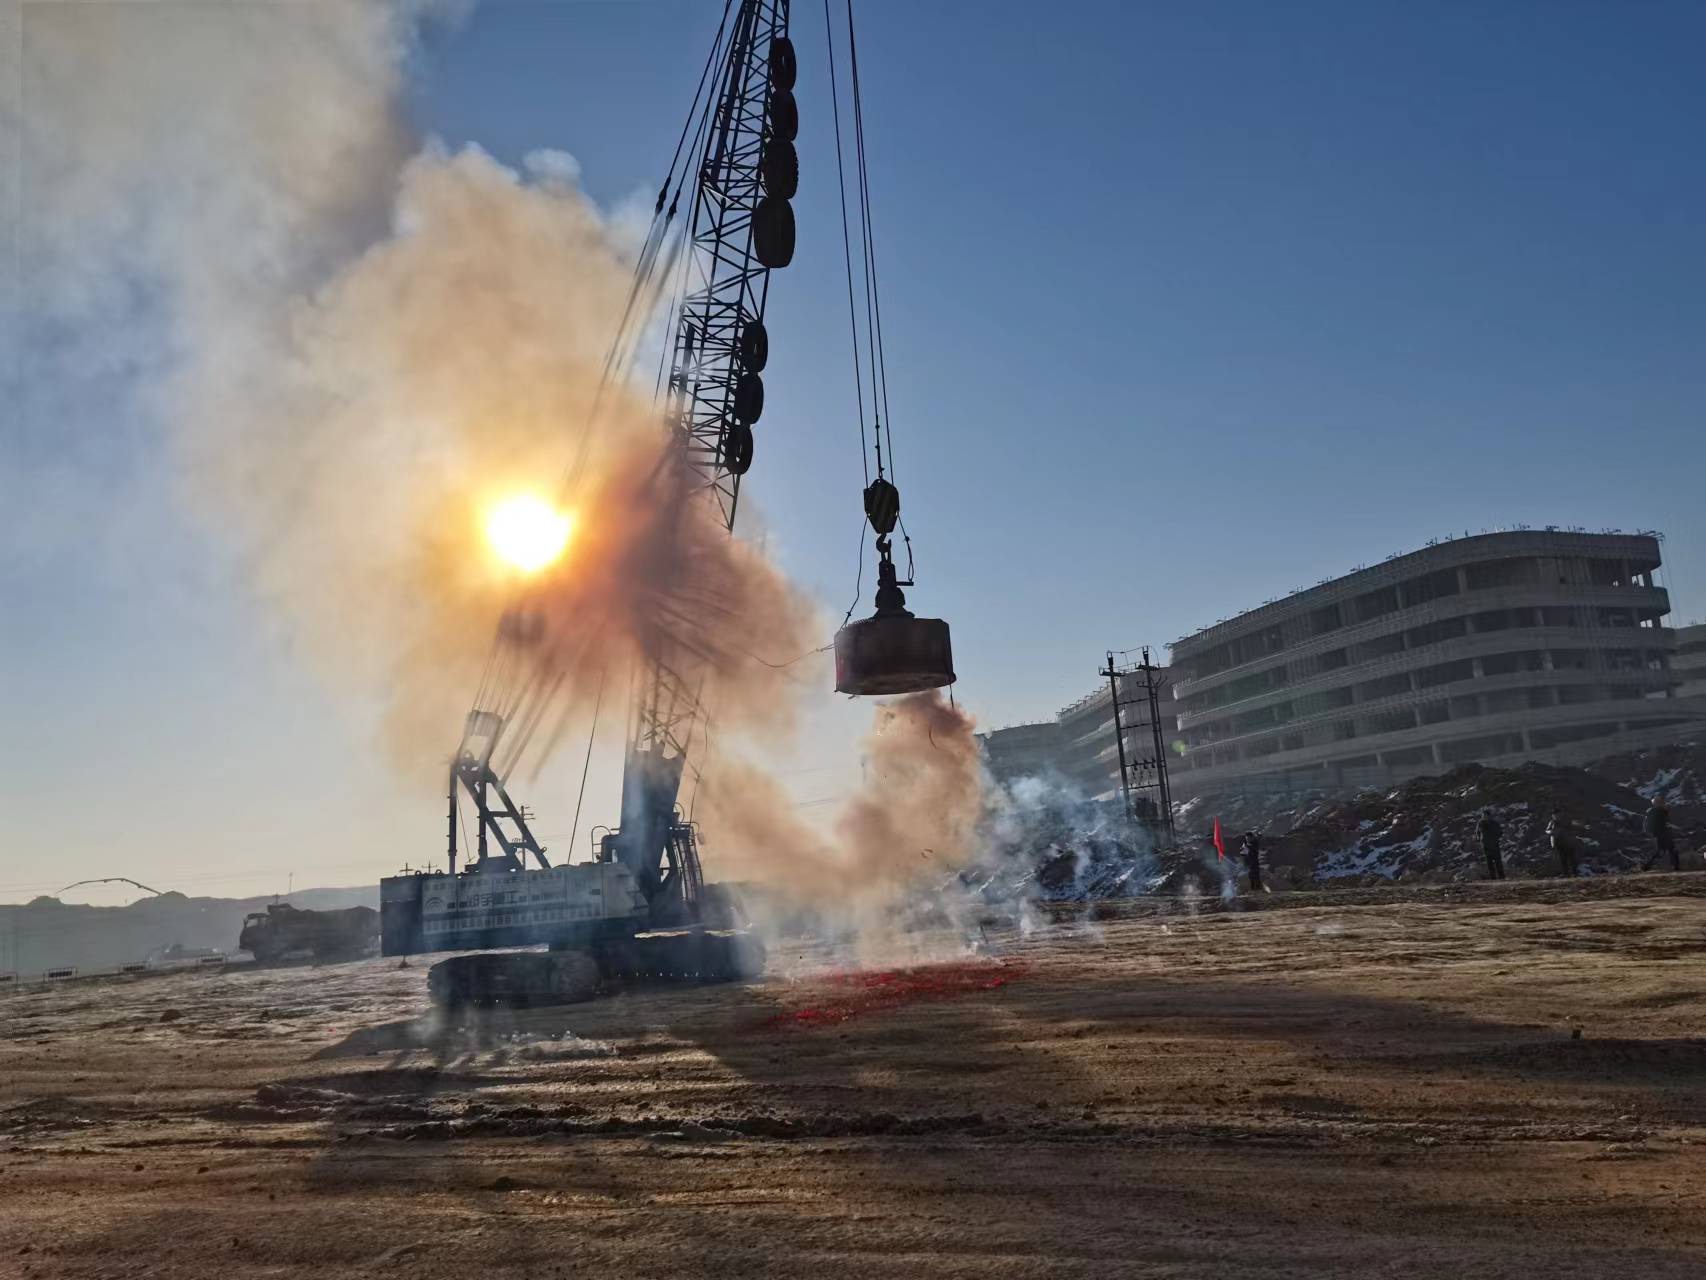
[1476,797,1680,880]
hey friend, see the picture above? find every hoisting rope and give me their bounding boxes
[824,0,870,490]
[844,0,915,580]
[468,1,740,749]
[846,0,893,486]
[567,665,608,859]
[827,0,916,593]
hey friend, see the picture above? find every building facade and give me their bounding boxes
[979,721,1067,786]
[1676,623,1706,701]
[1167,530,1706,796]
[1054,674,1180,802]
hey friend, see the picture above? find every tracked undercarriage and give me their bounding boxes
[426,928,768,1009]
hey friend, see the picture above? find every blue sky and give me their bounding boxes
[6,0,1703,902]
[414,1,1704,688]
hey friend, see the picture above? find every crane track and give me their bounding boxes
[427,929,766,1009]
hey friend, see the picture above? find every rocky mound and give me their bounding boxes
[1266,762,1693,886]
[1585,740,1706,813]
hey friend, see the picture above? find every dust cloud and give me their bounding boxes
[22,0,986,918]
[23,1,813,765]
[698,690,991,958]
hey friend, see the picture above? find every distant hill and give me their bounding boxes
[0,885,378,978]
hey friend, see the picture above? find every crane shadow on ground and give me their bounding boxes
[216,927,1706,1279]
[291,927,1706,1139]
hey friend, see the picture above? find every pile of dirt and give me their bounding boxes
[1585,740,1706,813]
[1266,762,1687,886]
[1167,740,1706,889]
[1175,789,1334,845]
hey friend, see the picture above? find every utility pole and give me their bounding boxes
[1136,647,1176,844]
[1101,652,1135,821]
[1101,647,1177,846]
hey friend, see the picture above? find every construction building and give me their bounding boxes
[1167,529,1706,797]
[1675,623,1706,700]
[979,721,1066,786]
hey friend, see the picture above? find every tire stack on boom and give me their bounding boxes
[724,35,798,478]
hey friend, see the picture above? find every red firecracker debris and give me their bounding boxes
[759,959,1028,1031]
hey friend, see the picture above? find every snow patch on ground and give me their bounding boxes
[1634,768,1683,801]
[1317,827,1435,881]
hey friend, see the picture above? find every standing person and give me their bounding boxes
[1643,798,1679,872]
[1477,810,1505,880]
[1547,810,1578,877]
[1240,830,1267,893]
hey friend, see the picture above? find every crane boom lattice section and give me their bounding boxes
[621,0,793,896]
[668,0,790,530]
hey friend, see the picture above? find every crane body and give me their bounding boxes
[379,0,956,1007]
[380,0,793,1005]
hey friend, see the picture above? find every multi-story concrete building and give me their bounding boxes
[1167,530,1706,797]
[979,721,1066,786]
[1676,623,1706,700]
[1053,674,1180,801]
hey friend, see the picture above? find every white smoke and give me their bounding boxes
[14,0,426,597]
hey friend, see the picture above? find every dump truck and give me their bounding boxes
[238,902,379,965]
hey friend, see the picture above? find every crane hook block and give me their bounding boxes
[863,478,900,536]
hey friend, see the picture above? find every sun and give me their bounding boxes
[484,493,574,575]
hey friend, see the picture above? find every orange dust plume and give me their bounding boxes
[697,690,987,915]
[48,113,823,778]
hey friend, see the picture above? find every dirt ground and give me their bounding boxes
[6,876,1706,1278]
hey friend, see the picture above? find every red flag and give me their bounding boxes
[1212,816,1225,861]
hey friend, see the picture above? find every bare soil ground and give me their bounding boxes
[7,875,1706,1278]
